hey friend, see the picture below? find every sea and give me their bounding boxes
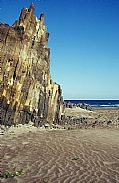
[64,100,119,108]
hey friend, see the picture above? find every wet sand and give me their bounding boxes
[0,128,119,183]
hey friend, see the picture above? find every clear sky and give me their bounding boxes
[0,0,119,99]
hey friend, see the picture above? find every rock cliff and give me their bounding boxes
[0,3,64,126]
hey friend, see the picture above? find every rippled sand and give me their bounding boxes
[0,128,119,183]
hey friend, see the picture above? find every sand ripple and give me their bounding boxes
[0,129,119,182]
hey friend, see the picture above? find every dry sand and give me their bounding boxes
[0,127,119,183]
[0,108,119,183]
[64,107,95,118]
[64,107,119,128]
[65,107,119,120]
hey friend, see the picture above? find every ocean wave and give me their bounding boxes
[64,100,119,108]
[91,104,119,108]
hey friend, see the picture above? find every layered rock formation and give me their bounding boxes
[0,4,64,126]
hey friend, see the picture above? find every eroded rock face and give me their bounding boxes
[0,4,64,126]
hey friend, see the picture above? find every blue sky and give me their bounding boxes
[0,0,119,99]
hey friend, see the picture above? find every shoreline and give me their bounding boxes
[1,107,119,136]
[64,106,119,128]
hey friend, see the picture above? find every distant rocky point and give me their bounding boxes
[0,3,64,126]
[65,102,92,111]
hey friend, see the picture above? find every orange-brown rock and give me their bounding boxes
[0,4,64,126]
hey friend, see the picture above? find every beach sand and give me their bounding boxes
[0,108,119,183]
[0,129,119,182]
[64,107,119,128]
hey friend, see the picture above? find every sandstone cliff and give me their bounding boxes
[0,4,64,126]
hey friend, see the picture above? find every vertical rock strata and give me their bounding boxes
[0,4,64,126]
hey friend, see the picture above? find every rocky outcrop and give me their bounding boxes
[65,102,92,110]
[0,4,64,126]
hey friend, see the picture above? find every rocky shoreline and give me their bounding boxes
[64,106,119,129]
[1,107,119,136]
[0,122,65,136]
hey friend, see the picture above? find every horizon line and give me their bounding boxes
[64,99,119,100]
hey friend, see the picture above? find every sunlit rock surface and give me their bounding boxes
[0,4,64,126]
